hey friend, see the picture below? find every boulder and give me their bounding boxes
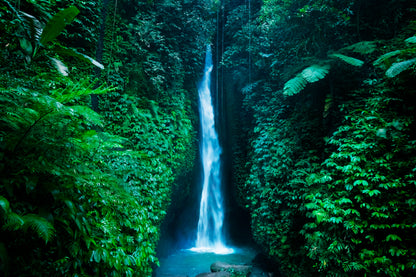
[210,261,252,276]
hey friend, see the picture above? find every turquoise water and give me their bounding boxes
[155,247,257,277]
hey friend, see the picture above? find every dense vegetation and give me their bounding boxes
[0,0,213,276]
[2,0,416,276]
[221,0,416,276]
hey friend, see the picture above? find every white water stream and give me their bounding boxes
[190,45,233,255]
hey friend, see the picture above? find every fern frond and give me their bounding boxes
[22,214,55,243]
[329,53,364,67]
[283,76,307,96]
[405,36,416,44]
[70,105,103,127]
[385,58,416,78]
[301,64,331,83]
[373,50,402,67]
[284,64,330,96]
[3,213,25,231]
[52,79,111,103]
[345,41,377,54]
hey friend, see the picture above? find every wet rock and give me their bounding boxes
[210,261,252,276]
[196,272,231,277]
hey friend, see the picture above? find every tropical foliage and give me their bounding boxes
[222,0,416,276]
[2,0,416,276]
[0,0,210,276]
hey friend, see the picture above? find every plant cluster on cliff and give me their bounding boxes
[0,0,213,276]
[221,0,416,276]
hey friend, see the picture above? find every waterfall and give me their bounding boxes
[190,45,233,255]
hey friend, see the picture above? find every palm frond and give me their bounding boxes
[385,58,416,78]
[22,214,55,243]
[329,53,364,67]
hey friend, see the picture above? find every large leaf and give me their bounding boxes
[385,58,416,78]
[329,53,364,67]
[283,75,307,96]
[405,36,416,44]
[301,64,331,83]
[49,57,69,76]
[22,214,55,243]
[284,64,330,96]
[54,44,104,69]
[345,41,377,54]
[373,50,402,67]
[39,6,80,46]
[69,105,104,127]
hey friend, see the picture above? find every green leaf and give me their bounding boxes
[0,196,10,214]
[385,58,416,78]
[345,41,377,54]
[70,105,103,127]
[3,212,25,231]
[49,57,69,76]
[54,44,104,69]
[405,36,416,44]
[353,180,369,187]
[329,53,364,67]
[373,50,402,67]
[19,38,33,55]
[386,234,402,242]
[283,75,307,96]
[283,64,331,96]
[300,64,331,83]
[22,214,55,243]
[39,6,80,46]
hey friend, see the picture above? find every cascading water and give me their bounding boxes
[190,45,233,255]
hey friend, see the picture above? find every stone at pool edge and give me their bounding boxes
[210,261,252,276]
[196,272,232,277]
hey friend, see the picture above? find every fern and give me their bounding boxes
[51,79,111,104]
[329,53,364,67]
[405,36,416,44]
[345,41,377,54]
[70,105,104,127]
[385,58,416,78]
[301,64,331,82]
[3,213,25,231]
[373,50,402,67]
[284,75,308,96]
[22,214,55,243]
[284,64,330,96]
